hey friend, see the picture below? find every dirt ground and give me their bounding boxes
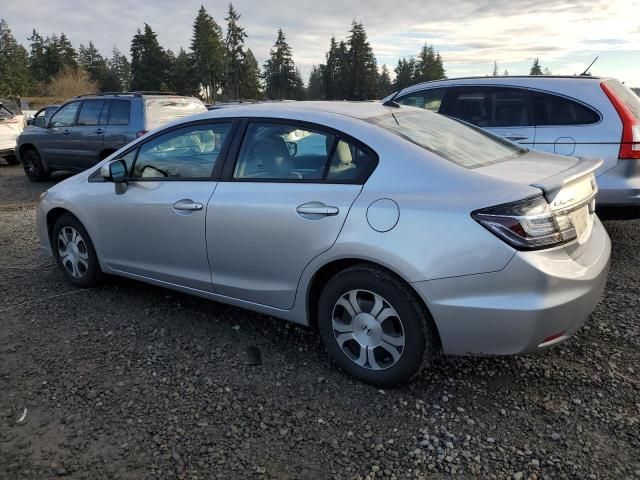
[0,161,638,480]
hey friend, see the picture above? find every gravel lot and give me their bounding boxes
[1,161,639,480]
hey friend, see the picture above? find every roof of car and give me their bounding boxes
[203,101,397,120]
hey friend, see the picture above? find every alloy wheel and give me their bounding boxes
[331,289,405,370]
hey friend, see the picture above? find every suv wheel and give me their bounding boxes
[21,148,49,182]
[52,214,101,287]
[318,264,437,387]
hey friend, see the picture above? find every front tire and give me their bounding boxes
[318,264,437,387]
[21,148,49,182]
[52,214,101,287]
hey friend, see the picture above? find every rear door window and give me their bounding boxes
[108,100,131,125]
[397,88,447,112]
[442,87,531,127]
[77,100,105,126]
[530,92,600,125]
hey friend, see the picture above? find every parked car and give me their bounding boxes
[26,104,60,129]
[36,102,610,386]
[0,99,25,164]
[384,76,640,206]
[16,92,207,181]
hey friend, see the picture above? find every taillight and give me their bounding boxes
[136,130,148,138]
[472,196,579,250]
[601,82,640,159]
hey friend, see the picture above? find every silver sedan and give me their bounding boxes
[36,102,610,386]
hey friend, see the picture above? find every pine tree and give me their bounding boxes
[492,61,499,76]
[78,41,108,87]
[28,30,47,84]
[321,37,340,100]
[224,3,247,100]
[239,49,261,99]
[543,67,552,76]
[306,65,323,100]
[108,47,131,91]
[0,19,31,96]
[191,5,224,103]
[530,58,543,75]
[377,64,392,98]
[394,58,415,91]
[503,69,509,76]
[262,29,303,100]
[58,33,77,69]
[130,24,170,91]
[346,20,377,100]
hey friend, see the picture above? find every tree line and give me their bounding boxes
[1,7,448,103]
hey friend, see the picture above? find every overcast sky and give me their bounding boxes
[3,0,640,86]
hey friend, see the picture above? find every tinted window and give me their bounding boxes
[443,87,530,127]
[108,100,131,125]
[77,100,105,126]
[131,123,230,179]
[369,109,524,168]
[398,88,446,112]
[50,102,80,127]
[326,140,376,181]
[531,92,599,125]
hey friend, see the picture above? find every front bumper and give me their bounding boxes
[596,159,640,206]
[413,216,610,356]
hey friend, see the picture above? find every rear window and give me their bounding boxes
[144,97,207,130]
[369,109,525,168]
[530,92,600,125]
[603,79,640,120]
[108,100,131,125]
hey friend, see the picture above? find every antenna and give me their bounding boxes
[580,57,598,76]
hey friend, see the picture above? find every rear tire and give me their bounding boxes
[52,214,102,287]
[21,148,49,182]
[318,264,437,387]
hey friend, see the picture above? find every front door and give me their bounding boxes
[40,101,81,168]
[207,121,377,309]
[97,121,234,291]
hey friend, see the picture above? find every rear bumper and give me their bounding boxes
[413,217,610,356]
[596,159,640,206]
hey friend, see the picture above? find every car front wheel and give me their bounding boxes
[52,214,101,287]
[318,264,437,387]
[21,148,49,182]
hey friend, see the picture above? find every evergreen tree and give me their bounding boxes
[346,20,377,100]
[0,19,31,96]
[543,67,552,76]
[503,69,509,76]
[492,61,499,76]
[306,65,323,100]
[320,37,340,100]
[530,58,543,75]
[377,64,392,98]
[413,44,445,83]
[239,49,261,99]
[224,3,247,100]
[394,57,415,90]
[108,47,131,91]
[43,34,64,80]
[130,24,169,91]
[78,41,108,87]
[171,48,199,96]
[262,29,303,100]
[58,33,77,69]
[28,30,47,84]
[191,5,224,102]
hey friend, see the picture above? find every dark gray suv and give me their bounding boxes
[16,92,206,181]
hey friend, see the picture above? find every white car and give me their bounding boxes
[0,100,24,164]
[384,76,640,206]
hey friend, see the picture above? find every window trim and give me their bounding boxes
[49,100,82,128]
[88,118,240,183]
[220,117,379,185]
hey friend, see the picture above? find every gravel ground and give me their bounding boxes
[0,162,639,480]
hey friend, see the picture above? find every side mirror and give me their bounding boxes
[101,159,128,183]
[285,141,298,157]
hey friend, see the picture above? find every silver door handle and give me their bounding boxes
[173,200,203,211]
[296,203,339,217]
[504,135,528,141]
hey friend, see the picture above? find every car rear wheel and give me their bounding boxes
[52,214,101,287]
[21,148,49,182]
[318,264,437,387]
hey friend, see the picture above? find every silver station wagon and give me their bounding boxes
[36,102,610,385]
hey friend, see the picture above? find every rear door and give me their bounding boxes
[39,101,81,167]
[440,86,536,147]
[207,119,377,309]
[103,99,135,152]
[68,100,107,169]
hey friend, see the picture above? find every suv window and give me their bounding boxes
[443,87,530,127]
[50,102,80,128]
[398,88,446,112]
[131,123,230,179]
[77,100,105,126]
[108,100,131,125]
[531,92,599,125]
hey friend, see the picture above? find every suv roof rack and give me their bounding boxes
[74,91,178,98]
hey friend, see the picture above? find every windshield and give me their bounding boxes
[369,108,526,168]
[144,97,207,130]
